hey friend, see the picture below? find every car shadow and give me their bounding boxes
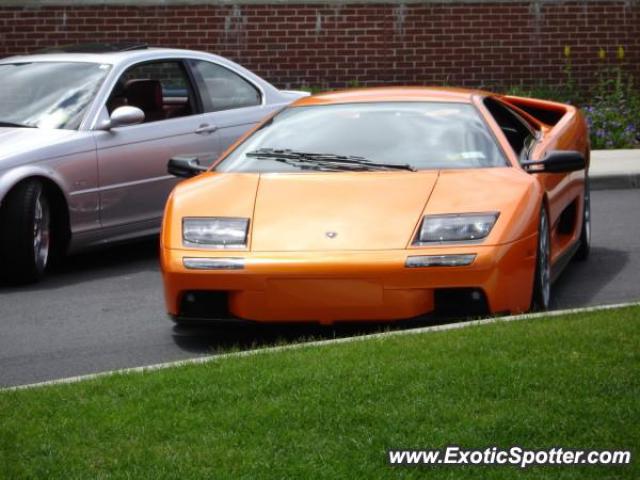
[0,237,160,293]
[170,314,467,355]
[551,246,630,309]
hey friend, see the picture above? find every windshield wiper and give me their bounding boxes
[246,149,416,172]
[0,121,36,128]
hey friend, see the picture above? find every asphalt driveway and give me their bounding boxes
[1,189,638,388]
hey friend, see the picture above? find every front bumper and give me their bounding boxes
[161,234,537,323]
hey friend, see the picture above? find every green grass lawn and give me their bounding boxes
[1,307,638,479]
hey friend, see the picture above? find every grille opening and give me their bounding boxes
[434,288,489,317]
[177,288,491,321]
[178,291,233,320]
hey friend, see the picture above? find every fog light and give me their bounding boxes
[405,254,476,268]
[183,257,245,270]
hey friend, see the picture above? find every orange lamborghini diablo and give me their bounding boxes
[160,87,590,324]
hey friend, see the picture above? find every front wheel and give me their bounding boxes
[531,206,551,311]
[0,180,52,284]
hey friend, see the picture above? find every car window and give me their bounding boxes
[484,98,536,160]
[190,60,261,112]
[0,62,110,130]
[107,61,196,123]
[216,102,508,173]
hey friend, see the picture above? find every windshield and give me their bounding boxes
[0,62,111,129]
[216,102,507,173]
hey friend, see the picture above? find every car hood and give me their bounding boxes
[0,127,93,167]
[251,171,438,251]
[166,167,539,251]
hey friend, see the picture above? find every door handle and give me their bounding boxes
[195,124,218,134]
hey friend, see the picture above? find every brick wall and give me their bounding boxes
[0,1,638,92]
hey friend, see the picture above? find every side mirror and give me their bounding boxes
[101,106,145,130]
[522,150,586,174]
[168,156,208,178]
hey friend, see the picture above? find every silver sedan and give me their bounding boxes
[0,44,307,283]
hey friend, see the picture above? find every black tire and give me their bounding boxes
[574,176,591,261]
[0,180,52,284]
[531,206,551,312]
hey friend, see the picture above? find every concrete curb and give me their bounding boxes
[2,300,639,392]
[590,150,639,190]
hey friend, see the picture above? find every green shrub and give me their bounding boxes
[585,66,640,149]
[506,47,639,149]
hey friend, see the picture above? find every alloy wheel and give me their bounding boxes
[33,191,51,272]
[538,209,551,308]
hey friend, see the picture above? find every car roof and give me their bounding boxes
[0,47,218,66]
[35,42,149,54]
[292,87,491,106]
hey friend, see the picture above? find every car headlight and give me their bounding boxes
[183,217,249,248]
[413,212,499,244]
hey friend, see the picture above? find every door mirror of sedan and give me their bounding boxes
[168,156,208,178]
[522,150,586,173]
[100,106,145,130]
